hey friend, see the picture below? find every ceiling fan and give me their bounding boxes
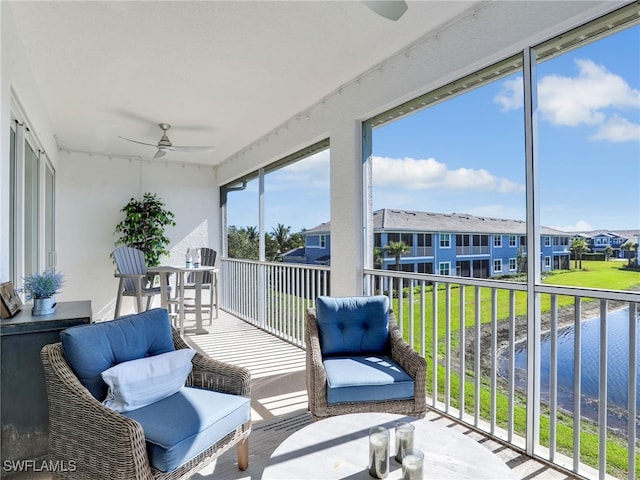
[363,0,408,21]
[119,123,215,159]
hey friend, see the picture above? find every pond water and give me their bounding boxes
[498,307,639,434]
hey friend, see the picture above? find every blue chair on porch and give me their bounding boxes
[305,295,427,420]
[40,308,251,479]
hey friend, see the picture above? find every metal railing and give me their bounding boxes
[221,258,329,347]
[220,258,638,479]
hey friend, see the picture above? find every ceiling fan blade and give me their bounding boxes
[118,136,157,148]
[153,149,167,160]
[163,145,215,153]
[363,0,408,21]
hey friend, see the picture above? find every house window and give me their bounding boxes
[545,256,551,268]
[440,234,450,248]
[319,235,326,248]
[509,258,517,271]
[439,262,450,276]
[494,235,502,247]
[544,236,551,247]
[509,235,517,247]
[494,259,502,273]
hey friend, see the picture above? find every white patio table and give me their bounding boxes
[148,265,218,336]
[261,412,516,479]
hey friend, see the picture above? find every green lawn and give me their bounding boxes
[391,260,639,478]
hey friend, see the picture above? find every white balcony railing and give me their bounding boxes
[221,258,329,347]
[220,258,638,480]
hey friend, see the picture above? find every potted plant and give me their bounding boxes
[114,192,176,267]
[22,269,64,315]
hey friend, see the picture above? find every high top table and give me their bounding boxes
[148,265,218,336]
[261,412,516,479]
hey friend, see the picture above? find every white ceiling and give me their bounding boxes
[8,0,478,166]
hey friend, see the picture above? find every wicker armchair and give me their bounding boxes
[306,296,427,421]
[41,327,251,480]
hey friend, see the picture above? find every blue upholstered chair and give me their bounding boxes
[40,308,251,479]
[305,295,427,420]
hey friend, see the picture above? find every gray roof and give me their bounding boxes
[305,209,570,236]
[570,229,640,241]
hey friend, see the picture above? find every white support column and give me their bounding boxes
[524,46,541,456]
[329,118,364,296]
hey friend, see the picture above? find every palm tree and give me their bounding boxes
[621,240,639,267]
[271,223,292,255]
[384,241,410,271]
[570,237,589,269]
[603,245,614,261]
[373,247,383,269]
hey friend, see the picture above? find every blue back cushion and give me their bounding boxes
[60,308,175,400]
[315,296,390,356]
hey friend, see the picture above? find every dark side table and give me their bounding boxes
[1,300,92,467]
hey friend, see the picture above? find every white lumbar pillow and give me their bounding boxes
[101,349,196,413]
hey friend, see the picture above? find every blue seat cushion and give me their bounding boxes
[323,356,414,405]
[60,309,175,400]
[316,296,390,356]
[122,386,251,472]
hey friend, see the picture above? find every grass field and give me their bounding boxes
[390,260,640,478]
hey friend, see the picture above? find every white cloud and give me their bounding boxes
[551,220,594,232]
[494,77,523,112]
[538,59,639,127]
[372,156,524,193]
[494,59,639,142]
[589,114,640,142]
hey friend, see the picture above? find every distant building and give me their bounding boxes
[570,229,640,259]
[282,209,574,279]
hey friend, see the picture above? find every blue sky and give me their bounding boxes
[228,25,639,233]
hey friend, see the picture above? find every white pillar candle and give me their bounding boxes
[401,449,424,480]
[368,427,389,478]
[394,422,415,462]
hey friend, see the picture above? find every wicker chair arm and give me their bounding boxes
[172,329,251,398]
[388,313,427,413]
[41,343,154,480]
[305,308,329,416]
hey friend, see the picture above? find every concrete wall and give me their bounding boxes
[56,151,219,321]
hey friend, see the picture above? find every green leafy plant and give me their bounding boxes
[22,269,64,300]
[114,192,176,267]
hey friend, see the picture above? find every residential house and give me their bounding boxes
[572,230,640,258]
[285,209,572,277]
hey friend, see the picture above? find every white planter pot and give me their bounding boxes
[32,296,56,316]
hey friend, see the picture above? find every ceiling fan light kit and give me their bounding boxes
[363,0,408,21]
[119,123,215,160]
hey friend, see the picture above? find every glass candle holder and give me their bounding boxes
[394,422,415,462]
[401,448,424,480]
[368,426,389,479]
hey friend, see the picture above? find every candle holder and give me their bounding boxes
[394,422,415,463]
[368,426,389,479]
[401,448,424,480]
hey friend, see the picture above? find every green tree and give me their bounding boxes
[373,247,383,269]
[516,246,527,273]
[603,245,614,261]
[384,241,410,271]
[570,237,589,269]
[227,226,259,260]
[271,224,292,255]
[621,240,639,267]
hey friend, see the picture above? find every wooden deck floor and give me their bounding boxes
[182,311,581,480]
